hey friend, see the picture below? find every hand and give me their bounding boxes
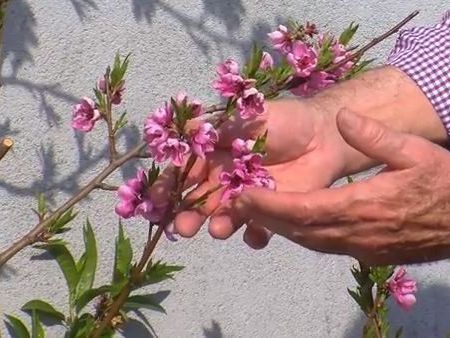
[235,109,450,265]
[151,99,353,248]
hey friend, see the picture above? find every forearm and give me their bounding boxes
[306,66,447,175]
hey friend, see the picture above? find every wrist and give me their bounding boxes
[307,66,448,176]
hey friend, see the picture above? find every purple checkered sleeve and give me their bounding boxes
[387,11,450,135]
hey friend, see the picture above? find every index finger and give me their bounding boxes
[234,183,367,226]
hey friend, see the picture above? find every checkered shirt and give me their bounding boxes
[387,11,450,135]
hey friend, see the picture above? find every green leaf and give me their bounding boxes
[75,219,97,301]
[68,313,95,338]
[31,310,45,338]
[35,243,78,302]
[48,208,77,234]
[21,300,65,322]
[124,294,166,314]
[317,37,334,70]
[244,43,263,78]
[5,315,30,338]
[110,278,128,298]
[339,22,359,46]
[75,285,111,314]
[252,130,268,155]
[144,261,184,285]
[345,59,375,79]
[113,222,133,283]
[147,163,160,187]
[113,111,128,133]
[37,193,47,216]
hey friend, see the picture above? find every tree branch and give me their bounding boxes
[0,137,13,161]
[286,11,420,90]
[0,142,146,267]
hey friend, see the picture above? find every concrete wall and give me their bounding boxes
[1,1,450,337]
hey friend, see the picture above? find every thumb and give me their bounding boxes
[336,109,416,169]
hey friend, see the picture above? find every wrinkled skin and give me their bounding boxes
[235,110,450,265]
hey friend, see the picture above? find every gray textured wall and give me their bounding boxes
[1,1,450,337]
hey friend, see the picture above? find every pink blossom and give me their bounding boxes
[268,25,292,54]
[216,59,240,76]
[190,122,218,159]
[388,267,418,311]
[151,103,173,126]
[115,169,164,222]
[71,97,102,132]
[143,118,169,147]
[213,73,245,97]
[260,52,274,70]
[154,138,190,167]
[286,41,318,77]
[331,42,354,77]
[236,87,266,120]
[231,138,253,157]
[97,78,124,105]
[220,140,275,201]
[290,71,335,97]
[219,167,254,201]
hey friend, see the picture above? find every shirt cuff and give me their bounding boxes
[387,11,450,136]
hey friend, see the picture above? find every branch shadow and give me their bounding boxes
[3,0,38,77]
[0,136,109,201]
[203,320,223,338]
[118,124,142,180]
[69,0,98,20]
[345,283,450,338]
[128,0,272,60]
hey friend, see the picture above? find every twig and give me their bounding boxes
[204,104,226,114]
[104,67,118,162]
[0,137,13,161]
[326,10,419,73]
[0,142,146,267]
[91,172,180,337]
[95,183,119,191]
[286,11,420,90]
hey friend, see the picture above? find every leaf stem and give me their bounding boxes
[104,67,118,162]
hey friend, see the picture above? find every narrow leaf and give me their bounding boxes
[144,261,184,285]
[75,285,110,314]
[339,22,359,46]
[31,310,45,338]
[5,315,30,338]
[113,222,132,283]
[124,295,166,314]
[75,220,97,301]
[22,300,65,322]
[68,313,95,338]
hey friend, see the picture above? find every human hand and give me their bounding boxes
[151,99,354,248]
[235,109,450,265]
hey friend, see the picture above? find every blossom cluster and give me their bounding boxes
[219,138,275,201]
[143,92,218,167]
[213,57,272,120]
[268,23,355,96]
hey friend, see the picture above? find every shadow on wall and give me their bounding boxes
[203,320,224,338]
[3,0,38,77]
[129,0,271,60]
[345,283,450,338]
